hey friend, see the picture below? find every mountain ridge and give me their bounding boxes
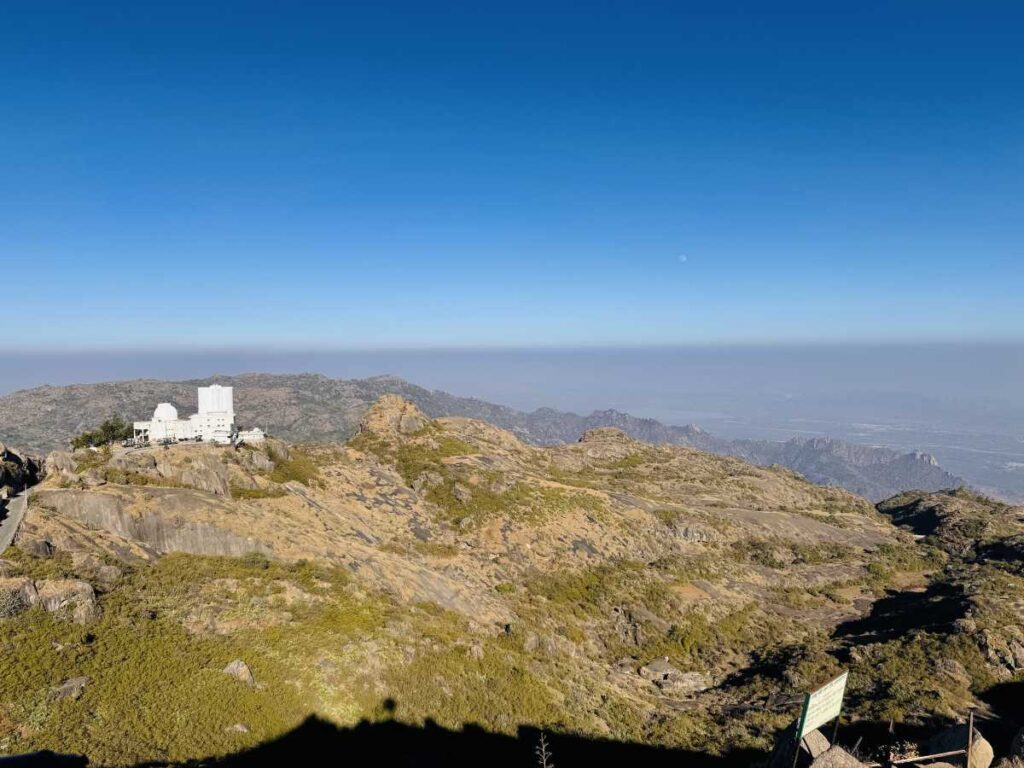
[0,372,963,501]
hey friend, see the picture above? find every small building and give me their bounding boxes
[134,385,247,445]
[236,427,266,445]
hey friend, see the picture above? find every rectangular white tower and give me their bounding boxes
[194,385,235,443]
[198,385,233,415]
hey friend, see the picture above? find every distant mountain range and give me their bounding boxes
[0,372,963,500]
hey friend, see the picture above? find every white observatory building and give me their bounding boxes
[134,384,246,444]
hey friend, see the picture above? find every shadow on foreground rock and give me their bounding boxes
[0,711,764,768]
[166,715,763,768]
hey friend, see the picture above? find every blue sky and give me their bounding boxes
[1,1,1022,348]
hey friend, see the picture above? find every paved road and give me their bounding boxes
[0,490,28,555]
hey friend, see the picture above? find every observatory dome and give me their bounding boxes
[152,403,179,422]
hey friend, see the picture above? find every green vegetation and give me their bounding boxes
[102,467,183,488]
[653,508,682,526]
[229,484,287,500]
[70,416,133,450]
[73,444,112,473]
[606,452,648,471]
[730,537,866,569]
[0,552,364,765]
[8,409,1018,764]
[412,540,459,558]
[379,641,566,734]
[426,479,604,527]
[0,551,382,765]
[349,426,602,527]
[267,448,321,487]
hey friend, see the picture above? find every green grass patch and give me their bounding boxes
[229,484,287,500]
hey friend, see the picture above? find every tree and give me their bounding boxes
[71,416,133,449]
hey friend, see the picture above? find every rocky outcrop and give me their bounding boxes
[926,724,994,768]
[359,394,428,437]
[0,442,41,496]
[45,451,76,480]
[0,576,97,624]
[638,657,711,698]
[809,748,865,768]
[35,580,98,624]
[173,454,231,497]
[52,677,89,701]
[768,727,864,768]
[222,659,255,688]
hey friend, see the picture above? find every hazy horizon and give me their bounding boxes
[3,342,1023,500]
[3,341,1022,414]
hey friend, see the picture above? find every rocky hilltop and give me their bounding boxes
[0,396,1021,767]
[0,373,963,500]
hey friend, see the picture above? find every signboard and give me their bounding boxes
[796,671,848,740]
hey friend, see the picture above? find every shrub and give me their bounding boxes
[74,445,111,474]
[0,589,25,618]
[229,485,286,500]
[268,450,320,486]
[653,508,682,527]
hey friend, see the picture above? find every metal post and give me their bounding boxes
[967,708,975,768]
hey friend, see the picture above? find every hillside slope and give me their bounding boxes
[0,373,962,500]
[3,397,1021,766]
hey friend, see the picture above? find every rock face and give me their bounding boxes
[45,451,76,481]
[30,487,271,558]
[578,427,633,444]
[175,454,231,497]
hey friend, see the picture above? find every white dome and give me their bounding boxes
[152,403,179,422]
